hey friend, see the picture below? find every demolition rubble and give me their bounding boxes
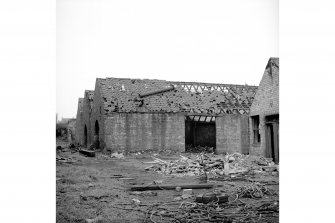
[56,141,279,223]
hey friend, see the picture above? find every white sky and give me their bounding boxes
[56,0,278,119]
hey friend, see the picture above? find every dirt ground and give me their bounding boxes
[56,140,279,223]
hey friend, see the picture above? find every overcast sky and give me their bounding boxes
[56,0,278,120]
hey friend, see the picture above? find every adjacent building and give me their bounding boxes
[75,91,94,146]
[249,57,279,163]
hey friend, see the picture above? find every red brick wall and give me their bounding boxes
[216,115,249,154]
[249,58,279,156]
[103,113,185,153]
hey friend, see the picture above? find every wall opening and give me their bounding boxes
[84,125,88,147]
[94,120,100,149]
[265,114,279,163]
[251,115,261,144]
[185,115,216,153]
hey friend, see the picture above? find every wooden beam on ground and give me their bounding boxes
[79,149,95,157]
[130,184,215,191]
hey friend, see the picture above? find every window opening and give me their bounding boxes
[251,115,261,144]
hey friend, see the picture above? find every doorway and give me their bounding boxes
[84,125,88,147]
[94,120,100,149]
[185,115,216,152]
[265,114,279,163]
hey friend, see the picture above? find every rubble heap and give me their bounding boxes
[144,153,277,177]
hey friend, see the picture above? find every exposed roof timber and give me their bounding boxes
[185,115,215,122]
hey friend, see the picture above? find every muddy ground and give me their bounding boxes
[56,141,279,223]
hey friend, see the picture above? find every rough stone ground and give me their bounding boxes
[56,142,279,223]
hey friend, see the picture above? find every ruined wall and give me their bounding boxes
[75,98,84,144]
[216,115,250,154]
[103,113,185,153]
[249,58,279,156]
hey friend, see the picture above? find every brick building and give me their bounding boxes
[75,77,259,154]
[249,57,279,163]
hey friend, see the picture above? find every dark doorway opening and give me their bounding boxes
[84,125,88,147]
[94,120,100,149]
[185,115,216,153]
[265,114,279,163]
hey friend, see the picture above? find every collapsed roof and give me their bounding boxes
[97,78,258,115]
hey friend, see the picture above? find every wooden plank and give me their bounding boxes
[130,184,215,191]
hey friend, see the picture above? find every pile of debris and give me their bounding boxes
[185,145,215,153]
[144,153,278,178]
[144,155,204,176]
[56,143,80,154]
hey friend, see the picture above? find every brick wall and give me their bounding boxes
[82,91,93,146]
[103,113,185,153]
[216,115,249,154]
[249,58,279,156]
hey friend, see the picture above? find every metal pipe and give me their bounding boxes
[139,85,174,98]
